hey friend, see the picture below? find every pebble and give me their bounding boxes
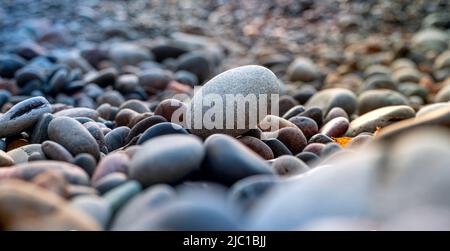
[358,89,409,115]
[278,95,299,116]
[320,142,342,157]
[0,180,99,230]
[324,107,349,124]
[103,180,142,213]
[54,107,99,120]
[272,155,310,176]
[0,96,52,138]
[130,135,205,187]
[308,133,334,144]
[42,140,74,162]
[303,143,326,155]
[111,184,176,230]
[126,115,167,142]
[137,122,189,145]
[138,69,172,95]
[0,150,15,167]
[71,195,112,229]
[104,126,130,152]
[320,117,350,138]
[259,115,297,132]
[282,105,305,120]
[94,172,128,195]
[154,98,187,123]
[73,153,97,177]
[298,107,323,127]
[276,127,307,154]
[48,116,100,159]
[305,88,357,116]
[119,99,150,113]
[295,152,320,166]
[188,65,279,138]
[92,152,129,184]
[6,144,45,164]
[176,51,213,84]
[238,136,274,160]
[417,103,450,117]
[435,85,450,102]
[203,134,274,185]
[347,105,416,136]
[287,57,320,82]
[261,138,293,157]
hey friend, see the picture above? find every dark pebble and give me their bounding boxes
[137,122,189,145]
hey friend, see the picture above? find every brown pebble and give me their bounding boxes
[238,136,274,160]
[320,117,349,137]
[42,140,74,162]
[276,127,307,154]
[303,143,325,155]
[272,155,310,176]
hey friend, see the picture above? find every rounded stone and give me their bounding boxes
[203,134,274,186]
[287,57,320,82]
[130,135,205,187]
[138,69,172,95]
[103,181,142,213]
[347,105,416,136]
[259,115,297,132]
[276,127,307,154]
[358,89,409,115]
[54,107,99,120]
[97,90,125,107]
[0,96,52,138]
[154,98,187,123]
[320,143,342,157]
[92,152,129,184]
[303,143,325,155]
[320,117,350,138]
[324,107,349,124]
[272,155,310,176]
[48,116,100,159]
[71,195,112,229]
[137,122,189,145]
[105,126,130,152]
[279,96,299,117]
[176,51,213,84]
[0,180,99,230]
[126,115,167,143]
[288,116,318,139]
[282,105,306,120]
[42,140,74,162]
[261,138,293,157]
[238,136,274,160]
[188,65,279,139]
[94,172,128,195]
[295,152,320,166]
[73,153,97,177]
[6,144,45,164]
[435,85,450,103]
[0,150,14,167]
[305,88,357,116]
[299,107,323,127]
[84,68,117,87]
[119,99,150,113]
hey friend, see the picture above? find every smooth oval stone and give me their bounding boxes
[188,65,279,138]
[94,172,128,195]
[295,152,320,166]
[126,115,167,142]
[84,68,117,87]
[92,152,129,184]
[347,105,416,136]
[105,127,130,152]
[299,107,323,127]
[393,67,422,83]
[131,135,205,187]
[175,70,199,87]
[54,107,99,120]
[29,113,54,143]
[238,136,274,160]
[398,83,428,100]
[305,88,357,116]
[176,51,213,84]
[138,69,172,94]
[0,180,99,230]
[320,117,350,138]
[137,122,189,145]
[116,74,139,94]
[71,195,112,229]
[203,134,274,185]
[324,107,349,124]
[0,160,89,185]
[228,175,278,213]
[358,89,409,115]
[282,105,305,120]
[84,122,108,154]
[110,43,153,67]
[154,98,187,123]
[435,50,450,70]
[262,138,293,157]
[0,54,26,78]
[303,143,325,155]
[73,153,97,177]
[42,140,74,162]
[48,116,100,159]
[0,96,52,138]
[348,134,373,149]
[361,75,397,91]
[119,99,149,113]
[435,85,450,102]
[412,28,449,53]
[28,151,45,162]
[278,96,299,116]
[258,115,297,132]
[103,181,142,213]
[31,170,68,198]
[276,127,307,154]
[115,108,139,127]
[377,106,450,140]
[417,103,450,117]
[272,155,310,176]
[96,103,114,120]
[6,144,44,164]
[97,90,125,107]
[0,150,14,167]
[308,133,334,144]
[292,85,317,104]
[288,116,318,139]
[287,57,319,82]
[320,142,342,157]
[112,184,176,230]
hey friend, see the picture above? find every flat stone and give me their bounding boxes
[358,89,409,115]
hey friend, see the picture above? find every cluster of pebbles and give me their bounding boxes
[1,1,450,230]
